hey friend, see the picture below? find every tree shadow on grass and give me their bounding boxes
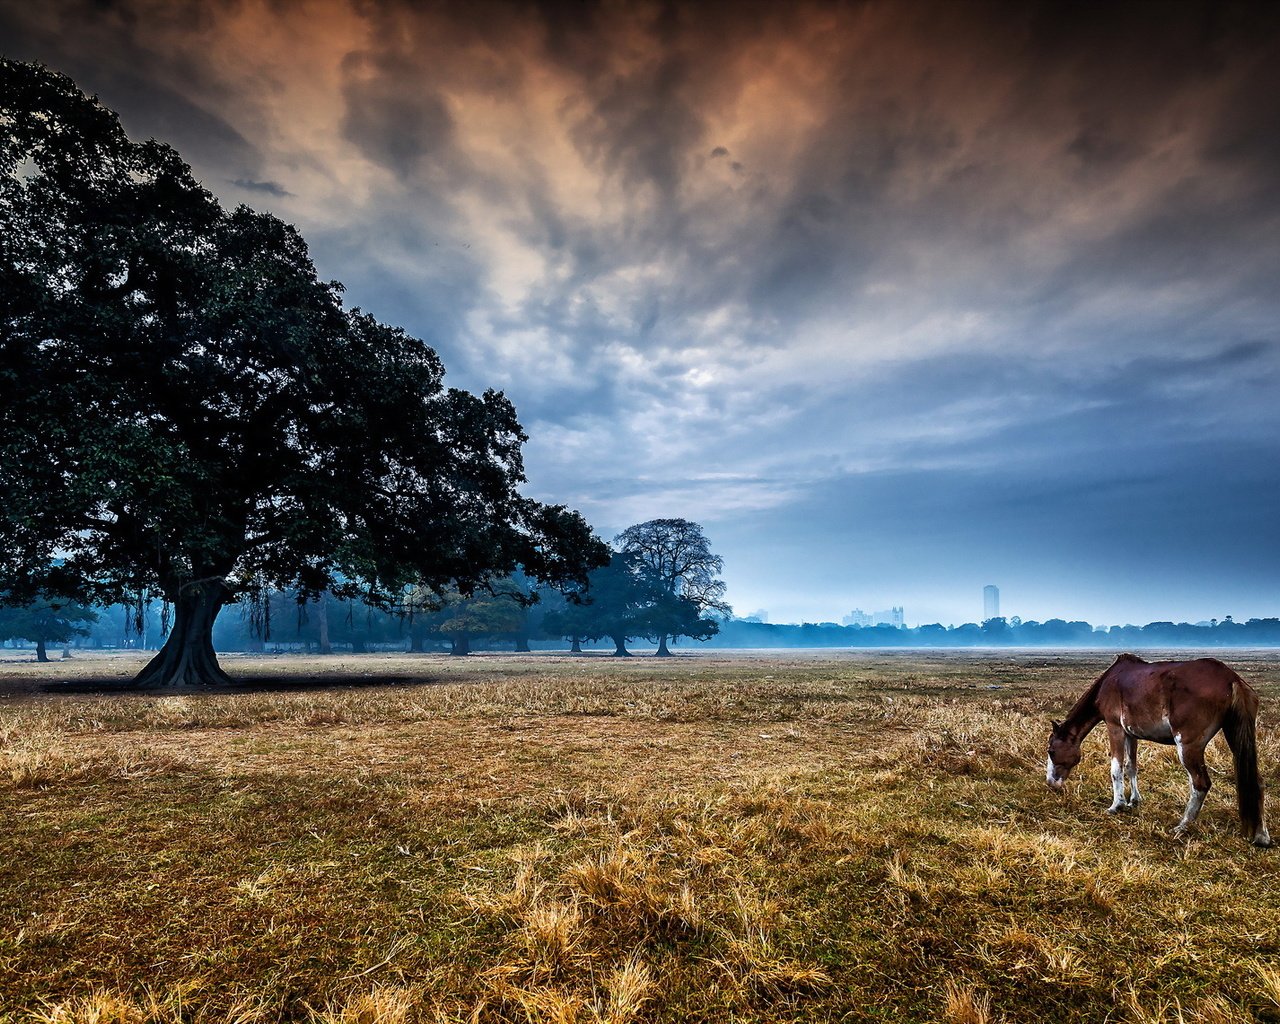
[36,674,443,696]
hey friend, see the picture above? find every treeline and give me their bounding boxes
[213,520,729,657]
[17,610,1280,658]
[703,616,1280,648]
[2,518,731,659]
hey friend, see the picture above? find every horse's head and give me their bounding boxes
[1046,720,1080,790]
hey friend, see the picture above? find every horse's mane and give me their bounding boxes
[1064,673,1105,723]
[1063,656,1137,725]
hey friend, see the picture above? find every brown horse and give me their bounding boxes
[1046,653,1270,846]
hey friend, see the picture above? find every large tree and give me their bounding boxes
[0,61,607,685]
[615,519,728,655]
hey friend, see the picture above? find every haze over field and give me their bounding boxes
[4,1,1279,625]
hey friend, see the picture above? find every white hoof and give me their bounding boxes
[1251,829,1273,848]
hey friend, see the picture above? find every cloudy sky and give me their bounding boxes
[4,0,1279,626]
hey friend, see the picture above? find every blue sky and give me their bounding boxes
[4,0,1278,625]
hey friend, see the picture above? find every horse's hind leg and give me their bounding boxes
[1173,738,1211,837]
[1106,724,1129,814]
[1124,734,1142,808]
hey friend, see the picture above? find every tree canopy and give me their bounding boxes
[0,60,607,685]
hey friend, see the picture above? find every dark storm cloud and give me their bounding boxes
[5,0,1280,621]
[339,49,456,180]
[0,0,262,172]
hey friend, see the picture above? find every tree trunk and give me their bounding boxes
[515,633,531,653]
[35,639,49,663]
[317,590,332,655]
[570,637,582,654]
[451,635,471,656]
[611,634,631,657]
[654,635,672,657]
[133,580,232,687]
[409,630,424,653]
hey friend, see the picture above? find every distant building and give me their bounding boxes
[872,607,905,628]
[983,585,1000,621]
[844,606,905,628]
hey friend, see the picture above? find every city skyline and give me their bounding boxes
[779,582,1263,629]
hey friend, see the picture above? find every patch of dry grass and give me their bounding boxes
[2,735,197,788]
[3,650,1280,1022]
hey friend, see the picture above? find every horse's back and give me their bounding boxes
[1100,655,1240,739]
[1107,654,1240,692]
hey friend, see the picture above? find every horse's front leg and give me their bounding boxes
[1173,737,1211,837]
[1124,734,1142,808]
[1106,724,1129,814]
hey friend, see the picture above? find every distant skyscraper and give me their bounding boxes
[984,585,1000,621]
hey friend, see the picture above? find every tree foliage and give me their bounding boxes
[0,61,607,685]
[614,519,726,655]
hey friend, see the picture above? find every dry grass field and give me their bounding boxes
[3,649,1280,1024]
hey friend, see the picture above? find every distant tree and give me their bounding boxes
[952,623,982,645]
[539,584,595,653]
[0,597,97,662]
[981,616,1011,642]
[543,552,660,656]
[298,589,413,653]
[316,590,332,655]
[517,590,552,652]
[1243,618,1280,645]
[0,61,607,686]
[641,589,719,651]
[498,571,540,653]
[399,584,442,654]
[615,519,728,656]
[427,585,525,656]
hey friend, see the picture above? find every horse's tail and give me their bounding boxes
[1223,678,1266,842]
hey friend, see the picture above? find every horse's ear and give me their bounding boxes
[1050,719,1061,732]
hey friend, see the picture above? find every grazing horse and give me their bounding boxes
[1046,654,1271,846]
